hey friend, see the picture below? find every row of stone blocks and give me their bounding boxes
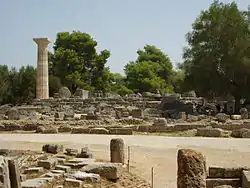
[0,157,20,188]
[177,149,250,188]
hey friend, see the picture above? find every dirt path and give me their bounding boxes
[0,134,250,188]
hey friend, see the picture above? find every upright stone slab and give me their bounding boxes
[110,138,124,164]
[0,156,10,188]
[8,159,21,188]
[177,149,206,188]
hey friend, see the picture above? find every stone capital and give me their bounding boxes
[33,38,51,47]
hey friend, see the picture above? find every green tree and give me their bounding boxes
[49,31,111,93]
[110,73,132,96]
[11,65,36,104]
[181,1,250,113]
[0,65,12,104]
[124,45,174,93]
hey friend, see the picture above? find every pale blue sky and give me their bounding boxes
[0,0,249,74]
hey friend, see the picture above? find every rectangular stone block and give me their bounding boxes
[109,128,133,135]
[24,167,44,174]
[206,178,241,188]
[64,178,82,187]
[37,158,58,170]
[55,165,71,172]
[242,170,250,188]
[208,166,243,178]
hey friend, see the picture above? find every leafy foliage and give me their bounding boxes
[181,1,250,112]
[124,45,174,93]
[49,31,112,93]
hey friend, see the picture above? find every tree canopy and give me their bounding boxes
[181,1,250,112]
[124,45,174,93]
[49,31,112,93]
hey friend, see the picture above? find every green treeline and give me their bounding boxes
[1,1,250,113]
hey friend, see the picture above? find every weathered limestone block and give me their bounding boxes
[110,138,124,164]
[4,123,23,131]
[64,178,82,187]
[242,130,250,138]
[55,165,71,173]
[42,144,63,154]
[65,148,78,156]
[208,167,243,178]
[152,118,167,126]
[42,127,58,134]
[58,126,72,133]
[82,163,121,180]
[196,126,230,137]
[24,167,44,174]
[231,115,241,120]
[89,128,109,134]
[131,109,144,118]
[7,107,20,120]
[71,171,100,182]
[231,128,249,138]
[71,127,90,134]
[109,128,133,135]
[177,149,206,188]
[242,170,250,188]
[58,87,71,98]
[8,159,21,188]
[37,157,58,170]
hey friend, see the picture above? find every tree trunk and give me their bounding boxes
[234,95,241,114]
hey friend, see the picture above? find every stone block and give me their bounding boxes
[152,118,167,126]
[37,158,58,170]
[42,128,58,134]
[55,165,71,172]
[65,148,78,156]
[131,109,144,118]
[231,115,241,120]
[231,128,249,138]
[21,178,47,188]
[89,128,109,134]
[109,128,133,135]
[71,127,90,134]
[8,159,21,188]
[206,178,241,188]
[177,149,206,188]
[82,163,121,180]
[58,126,71,133]
[24,167,43,174]
[64,178,82,187]
[242,170,250,188]
[42,144,63,154]
[71,171,100,182]
[50,170,65,175]
[196,127,230,137]
[208,167,242,178]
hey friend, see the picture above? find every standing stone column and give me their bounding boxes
[33,38,51,99]
[177,149,207,188]
[110,138,124,164]
[8,159,21,188]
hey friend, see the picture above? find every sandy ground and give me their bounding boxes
[0,134,250,188]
